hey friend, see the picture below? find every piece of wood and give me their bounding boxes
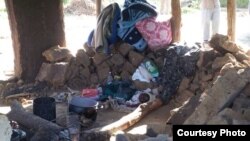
[171,0,181,42]
[227,0,236,41]
[100,98,163,133]
[7,101,67,140]
[5,92,34,100]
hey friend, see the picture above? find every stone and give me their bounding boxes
[189,83,199,93]
[0,115,12,141]
[184,68,248,124]
[90,73,99,85]
[232,96,250,110]
[110,54,125,66]
[207,115,229,125]
[177,77,190,93]
[0,84,4,95]
[42,45,72,63]
[241,83,250,97]
[17,79,24,86]
[83,42,95,57]
[93,53,110,65]
[222,41,240,53]
[122,61,136,74]
[197,49,221,69]
[79,67,91,80]
[133,80,153,91]
[97,67,110,83]
[212,53,237,71]
[219,63,234,75]
[36,62,69,87]
[76,49,91,67]
[96,61,110,70]
[209,34,229,54]
[128,50,145,67]
[242,109,250,121]
[175,90,194,105]
[121,71,131,81]
[218,108,244,121]
[117,43,133,57]
[233,51,250,62]
[201,72,213,82]
[65,58,79,81]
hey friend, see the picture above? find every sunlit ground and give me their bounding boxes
[0,8,250,80]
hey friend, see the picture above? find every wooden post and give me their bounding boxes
[227,0,236,41]
[96,0,102,17]
[5,0,65,82]
[171,0,181,42]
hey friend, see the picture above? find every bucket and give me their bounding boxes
[33,97,56,122]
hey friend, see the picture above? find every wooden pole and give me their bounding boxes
[227,0,236,41]
[171,0,181,42]
[96,0,102,17]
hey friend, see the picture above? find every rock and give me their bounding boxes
[110,54,125,66]
[83,42,95,57]
[207,115,229,125]
[232,96,250,110]
[65,58,79,81]
[122,61,136,74]
[90,73,99,85]
[209,34,229,54]
[93,53,110,65]
[42,45,72,63]
[128,50,145,67]
[233,51,250,62]
[197,49,221,69]
[36,62,69,87]
[120,71,131,81]
[96,61,110,70]
[76,49,91,67]
[0,84,4,95]
[133,80,153,91]
[189,83,199,93]
[201,72,213,82]
[0,115,12,141]
[222,41,240,53]
[177,77,190,93]
[146,52,156,61]
[175,90,194,105]
[97,67,110,83]
[212,53,237,71]
[184,68,248,124]
[242,109,250,121]
[219,63,234,75]
[241,83,250,97]
[79,67,91,80]
[117,43,133,57]
[17,79,24,86]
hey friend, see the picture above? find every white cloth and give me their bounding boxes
[201,0,220,41]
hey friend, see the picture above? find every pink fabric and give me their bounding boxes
[136,17,172,51]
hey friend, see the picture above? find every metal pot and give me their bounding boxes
[68,96,98,121]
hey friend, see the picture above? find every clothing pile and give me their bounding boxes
[87,0,172,54]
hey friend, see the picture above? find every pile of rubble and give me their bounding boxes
[36,42,164,91]
[167,34,250,125]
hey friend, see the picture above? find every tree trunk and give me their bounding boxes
[171,0,181,42]
[227,0,236,41]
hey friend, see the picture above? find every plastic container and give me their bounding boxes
[143,59,159,78]
[33,97,56,122]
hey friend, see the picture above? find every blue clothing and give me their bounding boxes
[118,1,157,52]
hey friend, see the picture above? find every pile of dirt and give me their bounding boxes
[64,0,96,15]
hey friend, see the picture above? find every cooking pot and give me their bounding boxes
[68,96,98,121]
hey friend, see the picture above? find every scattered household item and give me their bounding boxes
[33,97,56,122]
[68,96,98,121]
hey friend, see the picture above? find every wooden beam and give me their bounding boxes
[227,0,236,41]
[171,0,181,42]
[96,0,102,17]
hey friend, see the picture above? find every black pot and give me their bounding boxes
[68,96,98,121]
